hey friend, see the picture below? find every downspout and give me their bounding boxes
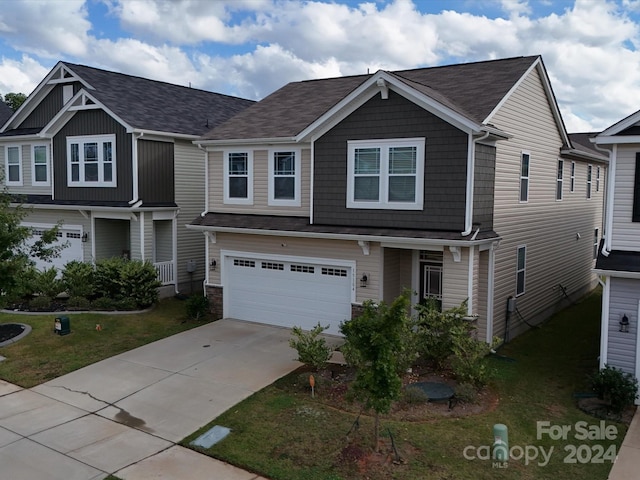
[467,245,474,315]
[462,131,491,236]
[310,139,315,224]
[199,144,209,217]
[129,132,143,205]
[49,138,55,200]
[599,276,610,369]
[485,240,498,344]
[594,142,614,256]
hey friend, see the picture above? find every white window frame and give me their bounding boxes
[556,159,563,201]
[594,228,599,260]
[4,144,22,186]
[586,164,592,199]
[346,137,425,210]
[223,150,253,205]
[31,143,50,186]
[516,245,526,296]
[596,166,601,192]
[268,148,301,207]
[570,161,575,193]
[519,151,530,203]
[66,134,116,187]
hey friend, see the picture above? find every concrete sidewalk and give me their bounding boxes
[0,319,302,479]
[608,407,640,480]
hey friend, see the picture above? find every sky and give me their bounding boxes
[1,0,640,132]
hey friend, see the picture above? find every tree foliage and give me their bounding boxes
[340,293,412,449]
[2,92,27,111]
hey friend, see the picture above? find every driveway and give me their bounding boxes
[0,319,302,479]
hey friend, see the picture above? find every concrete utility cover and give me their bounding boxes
[190,425,231,448]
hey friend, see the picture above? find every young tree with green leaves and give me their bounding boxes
[340,292,412,450]
[1,92,27,112]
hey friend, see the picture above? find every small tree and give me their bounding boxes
[340,293,411,450]
[3,92,27,111]
[289,323,332,371]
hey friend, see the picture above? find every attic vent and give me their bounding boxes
[64,71,73,78]
[85,98,95,105]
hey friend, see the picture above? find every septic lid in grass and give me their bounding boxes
[190,425,231,448]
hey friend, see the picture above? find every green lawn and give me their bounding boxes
[0,297,211,388]
[183,290,628,480]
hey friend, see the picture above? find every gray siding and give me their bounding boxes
[138,139,174,204]
[154,220,173,262]
[53,109,133,202]
[611,145,640,250]
[313,90,468,230]
[94,218,130,259]
[20,82,83,129]
[473,143,496,230]
[607,277,640,374]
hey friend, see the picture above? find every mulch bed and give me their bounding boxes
[0,323,27,343]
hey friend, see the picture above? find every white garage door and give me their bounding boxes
[24,224,84,272]
[225,255,353,335]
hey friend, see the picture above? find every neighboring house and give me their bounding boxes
[189,55,606,337]
[594,111,640,400]
[0,101,12,126]
[0,62,253,294]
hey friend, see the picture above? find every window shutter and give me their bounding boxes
[634,153,640,222]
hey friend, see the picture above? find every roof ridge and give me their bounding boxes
[62,62,254,102]
[392,55,539,75]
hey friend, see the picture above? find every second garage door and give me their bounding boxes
[225,255,353,335]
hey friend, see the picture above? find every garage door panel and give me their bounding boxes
[226,255,352,335]
[24,225,84,272]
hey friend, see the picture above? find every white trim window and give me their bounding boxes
[516,245,526,296]
[556,159,563,201]
[570,161,575,193]
[32,143,50,186]
[268,149,301,206]
[67,135,116,187]
[586,164,592,199]
[594,228,599,260]
[224,150,253,204]
[5,144,22,186]
[596,166,601,192]
[519,152,530,202]
[347,137,425,210]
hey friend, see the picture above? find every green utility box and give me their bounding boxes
[54,316,71,336]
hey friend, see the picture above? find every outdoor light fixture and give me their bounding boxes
[81,232,89,242]
[210,259,217,271]
[620,314,630,333]
[360,273,368,288]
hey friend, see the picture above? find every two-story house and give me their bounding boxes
[189,55,606,338]
[595,111,640,397]
[0,62,253,294]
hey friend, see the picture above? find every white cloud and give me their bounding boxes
[0,56,50,96]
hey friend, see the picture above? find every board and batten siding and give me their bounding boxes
[606,277,640,374]
[174,140,206,293]
[19,209,91,262]
[611,145,640,251]
[207,147,311,216]
[19,82,82,129]
[207,233,380,304]
[0,143,52,196]
[489,65,603,340]
[138,140,174,204]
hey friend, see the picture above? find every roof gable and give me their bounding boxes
[1,62,254,137]
[199,56,544,144]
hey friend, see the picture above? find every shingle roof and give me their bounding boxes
[63,63,255,136]
[191,212,500,242]
[596,249,640,274]
[201,56,539,141]
[568,132,602,157]
[0,101,12,126]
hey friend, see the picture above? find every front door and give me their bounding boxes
[419,251,443,310]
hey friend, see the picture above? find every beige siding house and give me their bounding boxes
[189,55,606,339]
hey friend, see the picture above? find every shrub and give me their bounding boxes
[114,297,138,311]
[66,296,91,311]
[33,267,64,298]
[91,297,116,311]
[414,300,468,368]
[119,260,161,308]
[289,323,333,371]
[455,382,478,403]
[29,295,53,311]
[95,257,126,299]
[449,328,498,387]
[401,385,430,405]
[185,295,210,320]
[1,264,38,305]
[62,261,95,298]
[590,365,639,415]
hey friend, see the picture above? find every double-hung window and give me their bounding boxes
[269,149,300,206]
[347,137,424,209]
[520,152,530,202]
[67,135,116,187]
[516,245,526,296]
[570,161,575,192]
[596,166,601,192]
[586,164,592,199]
[5,145,22,186]
[224,151,253,204]
[32,144,50,186]
[556,159,563,201]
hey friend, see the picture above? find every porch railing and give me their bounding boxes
[154,261,175,285]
